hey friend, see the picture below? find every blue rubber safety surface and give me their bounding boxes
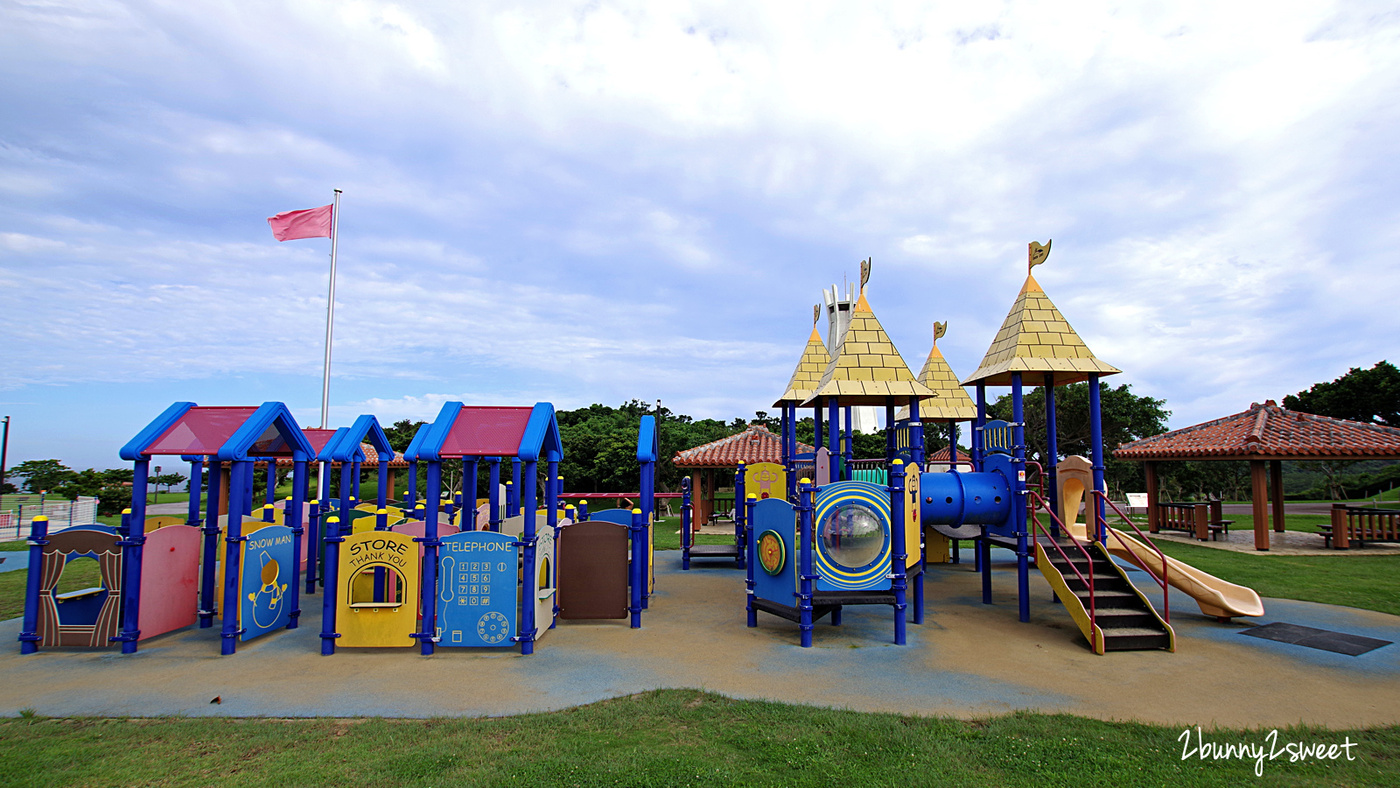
[2,551,1398,727]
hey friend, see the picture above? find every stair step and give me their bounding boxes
[1095,609,1161,629]
[1102,627,1172,651]
[1072,590,1143,609]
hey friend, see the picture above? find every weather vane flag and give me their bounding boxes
[268,189,342,501]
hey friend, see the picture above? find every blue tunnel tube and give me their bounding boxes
[919,469,1012,529]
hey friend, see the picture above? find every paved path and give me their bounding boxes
[2,551,1397,727]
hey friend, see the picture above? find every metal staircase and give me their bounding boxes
[1036,535,1173,653]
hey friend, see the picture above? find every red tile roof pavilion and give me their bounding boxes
[1114,400,1400,550]
[673,424,814,468]
[1115,400,1400,461]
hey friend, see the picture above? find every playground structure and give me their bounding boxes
[321,402,564,655]
[759,248,1263,652]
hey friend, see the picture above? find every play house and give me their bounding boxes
[321,402,563,656]
[18,402,317,656]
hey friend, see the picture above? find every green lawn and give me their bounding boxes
[1148,538,1400,617]
[1,690,1396,787]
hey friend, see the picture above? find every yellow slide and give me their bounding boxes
[1103,527,1264,620]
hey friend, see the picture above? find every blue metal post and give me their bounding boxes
[521,460,538,653]
[377,461,388,509]
[351,461,360,503]
[18,514,49,654]
[909,399,925,468]
[842,405,853,480]
[744,494,757,625]
[1089,374,1106,544]
[890,459,907,645]
[287,460,305,629]
[1044,372,1060,539]
[827,399,840,481]
[420,461,441,655]
[547,461,559,533]
[510,459,522,517]
[884,402,895,462]
[734,462,746,569]
[200,462,222,626]
[975,383,987,580]
[1013,372,1030,623]
[220,460,247,655]
[798,480,814,648]
[338,461,352,528]
[629,508,644,629]
[187,459,202,525]
[119,458,150,654]
[319,514,342,655]
[578,500,589,521]
[488,458,502,531]
[406,459,417,505]
[975,383,987,471]
[681,476,692,570]
[465,457,479,523]
[786,404,798,501]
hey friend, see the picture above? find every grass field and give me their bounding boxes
[1,690,1397,787]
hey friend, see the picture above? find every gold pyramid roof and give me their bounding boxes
[802,291,934,406]
[896,323,977,421]
[773,325,832,407]
[963,247,1120,387]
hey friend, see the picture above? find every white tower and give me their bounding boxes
[823,281,881,434]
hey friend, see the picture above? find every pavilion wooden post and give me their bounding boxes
[385,469,396,500]
[1145,461,1159,533]
[1250,460,1269,550]
[1270,460,1285,533]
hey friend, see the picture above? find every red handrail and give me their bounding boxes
[1025,490,1098,653]
[1094,492,1170,624]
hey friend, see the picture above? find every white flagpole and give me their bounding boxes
[316,188,342,502]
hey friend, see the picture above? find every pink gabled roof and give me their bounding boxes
[1114,400,1400,461]
[439,406,534,458]
[673,424,815,468]
[145,406,259,456]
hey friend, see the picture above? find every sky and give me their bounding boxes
[2,1,1399,473]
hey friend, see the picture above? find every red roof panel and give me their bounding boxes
[439,406,533,458]
[145,407,259,456]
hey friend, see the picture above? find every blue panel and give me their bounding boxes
[919,467,1013,529]
[750,498,796,606]
[120,402,196,461]
[636,415,658,463]
[417,402,464,462]
[217,402,315,461]
[590,509,633,525]
[813,482,891,591]
[240,524,295,640]
[436,531,519,647]
[519,402,562,462]
[402,422,431,462]
[982,453,1020,538]
[318,427,351,463]
[983,419,1014,455]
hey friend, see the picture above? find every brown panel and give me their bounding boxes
[557,521,629,619]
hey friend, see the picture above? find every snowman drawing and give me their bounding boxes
[247,551,287,629]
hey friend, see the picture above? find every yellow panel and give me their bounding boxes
[925,532,951,564]
[905,463,921,568]
[336,531,420,647]
[744,462,787,502]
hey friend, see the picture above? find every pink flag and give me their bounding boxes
[268,204,333,241]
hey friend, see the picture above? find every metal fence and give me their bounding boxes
[0,496,99,540]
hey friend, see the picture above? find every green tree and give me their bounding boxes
[1283,360,1400,426]
[9,459,77,493]
[988,381,1169,496]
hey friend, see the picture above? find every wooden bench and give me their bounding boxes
[1153,501,1232,541]
[1329,504,1400,549]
